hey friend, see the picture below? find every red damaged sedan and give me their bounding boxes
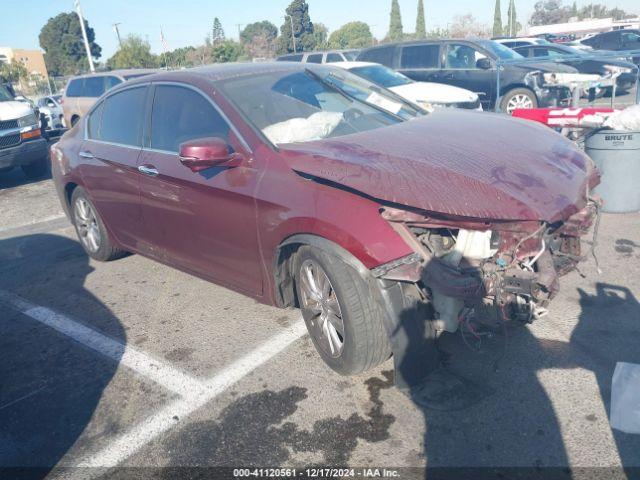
[51,63,600,388]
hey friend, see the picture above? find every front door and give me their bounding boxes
[440,43,495,108]
[137,84,262,295]
[78,85,148,248]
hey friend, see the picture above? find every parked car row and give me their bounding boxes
[51,62,600,383]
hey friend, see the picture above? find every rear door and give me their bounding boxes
[137,83,262,294]
[439,42,495,106]
[78,85,148,248]
[397,43,442,82]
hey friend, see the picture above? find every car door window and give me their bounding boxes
[445,44,487,69]
[66,79,83,97]
[401,45,440,68]
[83,77,106,97]
[359,46,396,67]
[150,85,230,153]
[533,47,554,57]
[87,101,104,140]
[306,54,323,64]
[326,53,343,63]
[100,86,147,146]
[105,76,122,90]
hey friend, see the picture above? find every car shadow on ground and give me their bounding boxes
[396,279,640,478]
[0,166,51,191]
[0,234,125,479]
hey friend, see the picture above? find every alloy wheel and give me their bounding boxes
[299,259,345,358]
[506,94,534,113]
[74,198,101,253]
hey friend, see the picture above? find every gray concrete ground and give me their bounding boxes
[1,163,639,479]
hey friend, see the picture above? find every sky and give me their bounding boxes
[1,0,639,59]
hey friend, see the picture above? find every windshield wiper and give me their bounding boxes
[305,68,406,121]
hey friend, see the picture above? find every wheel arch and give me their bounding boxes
[273,234,370,309]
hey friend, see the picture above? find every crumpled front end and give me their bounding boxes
[374,198,601,333]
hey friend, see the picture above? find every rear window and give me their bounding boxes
[100,86,147,146]
[83,77,106,97]
[358,46,396,67]
[105,76,122,90]
[306,54,323,64]
[278,54,304,62]
[66,79,83,97]
[401,45,440,68]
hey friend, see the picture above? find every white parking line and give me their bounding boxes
[76,321,307,468]
[0,214,66,232]
[0,288,308,469]
[0,289,204,394]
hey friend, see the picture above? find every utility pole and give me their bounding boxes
[73,0,95,73]
[286,15,297,53]
[113,22,123,48]
[236,23,244,40]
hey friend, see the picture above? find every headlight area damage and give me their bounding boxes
[371,201,601,390]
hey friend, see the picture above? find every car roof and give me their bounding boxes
[329,61,378,69]
[122,62,336,86]
[68,68,159,80]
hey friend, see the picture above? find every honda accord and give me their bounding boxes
[51,63,600,387]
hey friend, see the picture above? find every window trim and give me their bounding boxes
[83,83,149,148]
[145,81,252,155]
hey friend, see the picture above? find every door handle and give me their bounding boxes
[79,151,94,159]
[138,165,159,177]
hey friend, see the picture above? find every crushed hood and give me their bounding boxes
[280,110,594,222]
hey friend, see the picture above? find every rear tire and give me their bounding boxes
[500,88,538,114]
[294,245,391,376]
[71,187,127,262]
[21,155,48,179]
[70,116,80,127]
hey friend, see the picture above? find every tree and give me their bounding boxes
[211,41,244,63]
[388,0,404,41]
[328,22,373,49]
[107,35,158,70]
[505,0,518,37]
[449,14,490,38]
[241,21,278,59]
[570,1,579,17]
[415,0,426,39]
[313,22,329,50]
[278,0,316,54]
[39,12,102,76]
[529,0,571,26]
[0,60,28,84]
[158,46,196,68]
[212,18,225,44]
[493,0,503,37]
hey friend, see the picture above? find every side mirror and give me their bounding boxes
[476,58,492,70]
[178,137,241,172]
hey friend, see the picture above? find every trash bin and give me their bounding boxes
[585,129,640,213]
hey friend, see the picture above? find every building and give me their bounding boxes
[0,47,49,80]
[527,17,640,38]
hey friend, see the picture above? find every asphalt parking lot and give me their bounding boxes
[1,166,640,479]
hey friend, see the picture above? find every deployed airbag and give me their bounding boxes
[263,111,343,145]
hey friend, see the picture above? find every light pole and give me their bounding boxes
[285,15,297,53]
[113,22,123,48]
[73,0,95,73]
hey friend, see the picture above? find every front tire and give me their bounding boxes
[294,245,391,376]
[71,187,127,262]
[500,88,538,114]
